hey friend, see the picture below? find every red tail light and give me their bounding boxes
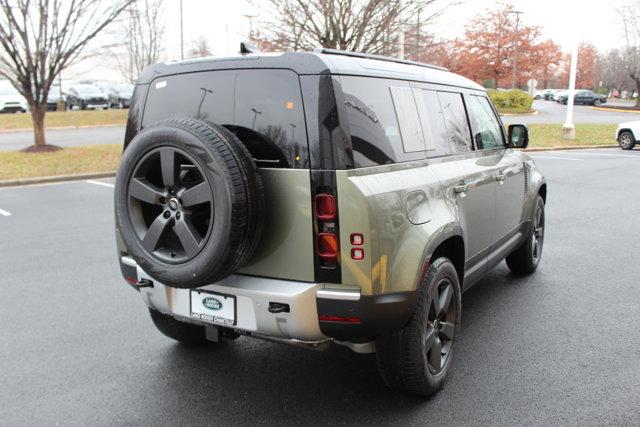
[317,233,339,259]
[315,194,336,220]
[318,315,361,324]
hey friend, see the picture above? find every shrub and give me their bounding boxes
[487,89,533,113]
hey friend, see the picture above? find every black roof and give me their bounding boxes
[136,50,484,91]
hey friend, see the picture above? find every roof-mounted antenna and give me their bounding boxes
[240,41,260,55]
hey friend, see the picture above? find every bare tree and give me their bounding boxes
[116,0,164,84]
[619,0,640,108]
[0,0,132,150]
[252,0,458,57]
[188,37,212,59]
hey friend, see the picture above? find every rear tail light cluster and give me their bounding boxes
[314,193,339,268]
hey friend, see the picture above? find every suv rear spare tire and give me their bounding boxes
[115,118,264,288]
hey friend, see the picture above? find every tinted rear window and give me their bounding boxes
[141,69,308,168]
[143,70,236,126]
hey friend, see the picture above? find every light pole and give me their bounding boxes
[509,10,523,89]
[562,40,579,139]
[397,0,405,59]
[179,0,184,60]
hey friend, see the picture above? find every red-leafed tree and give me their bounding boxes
[561,42,599,89]
[531,39,563,89]
[449,3,545,89]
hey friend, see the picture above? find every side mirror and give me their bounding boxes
[508,124,529,149]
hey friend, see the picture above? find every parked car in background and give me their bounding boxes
[0,82,28,113]
[557,90,607,106]
[66,84,109,110]
[106,83,134,108]
[47,85,65,111]
[616,121,640,150]
[552,90,566,102]
[541,89,555,100]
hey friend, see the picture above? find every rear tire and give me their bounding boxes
[506,196,545,275]
[376,257,461,396]
[618,131,636,150]
[149,308,210,345]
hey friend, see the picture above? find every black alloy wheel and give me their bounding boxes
[127,146,214,264]
[426,277,457,374]
[531,201,545,265]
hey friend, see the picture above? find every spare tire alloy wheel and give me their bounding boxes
[115,118,264,289]
[128,146,213,263]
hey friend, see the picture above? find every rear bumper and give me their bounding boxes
[120,256,418,344]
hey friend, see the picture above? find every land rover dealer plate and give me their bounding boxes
[190,290,236,326]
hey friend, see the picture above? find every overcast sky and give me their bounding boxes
[68,0,624,83]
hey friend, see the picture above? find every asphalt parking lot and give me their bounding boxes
[503,100,640,125]
[1,148,640,425]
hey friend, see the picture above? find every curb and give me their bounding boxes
[522,144,618,152]
[0,171,116,188]
[0,124,124,134]
[500,110,539,117]
[591,106,640,114]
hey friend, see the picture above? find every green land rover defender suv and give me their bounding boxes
[114,48,546,396]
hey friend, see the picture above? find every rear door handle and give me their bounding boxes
[495,173,506,182]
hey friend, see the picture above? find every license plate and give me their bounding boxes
[190,290,236,326]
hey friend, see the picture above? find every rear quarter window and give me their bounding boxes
[339,76,426,167]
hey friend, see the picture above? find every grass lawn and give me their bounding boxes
[0,109,127,130]
[0,144,121,180]
[526,124,617,148]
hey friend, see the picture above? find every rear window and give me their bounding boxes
[143,70,236,126]
[142,69,308,169]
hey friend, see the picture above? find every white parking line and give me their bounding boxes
[86,180,115,188]
[559,152,640,158]
[0,208,11,216]
[530,156,585,162]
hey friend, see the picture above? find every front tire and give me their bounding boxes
[506,196,545,275]
[376,257,461,396]
[618,131,635,150]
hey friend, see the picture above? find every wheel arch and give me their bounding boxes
[618,128,637,142]
[421,226,466,289]
[538,183,547,204]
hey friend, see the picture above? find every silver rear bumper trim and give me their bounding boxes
[316,289,361,301]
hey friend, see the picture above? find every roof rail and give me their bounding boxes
[313,48,448,72]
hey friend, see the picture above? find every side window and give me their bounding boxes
[143,70,236,126]
[415,89,452,158]
[466,95,505,150]
[340,76,425,167]
[389,86,426,153]
[437,91,473,153]
[234,70,308,168]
